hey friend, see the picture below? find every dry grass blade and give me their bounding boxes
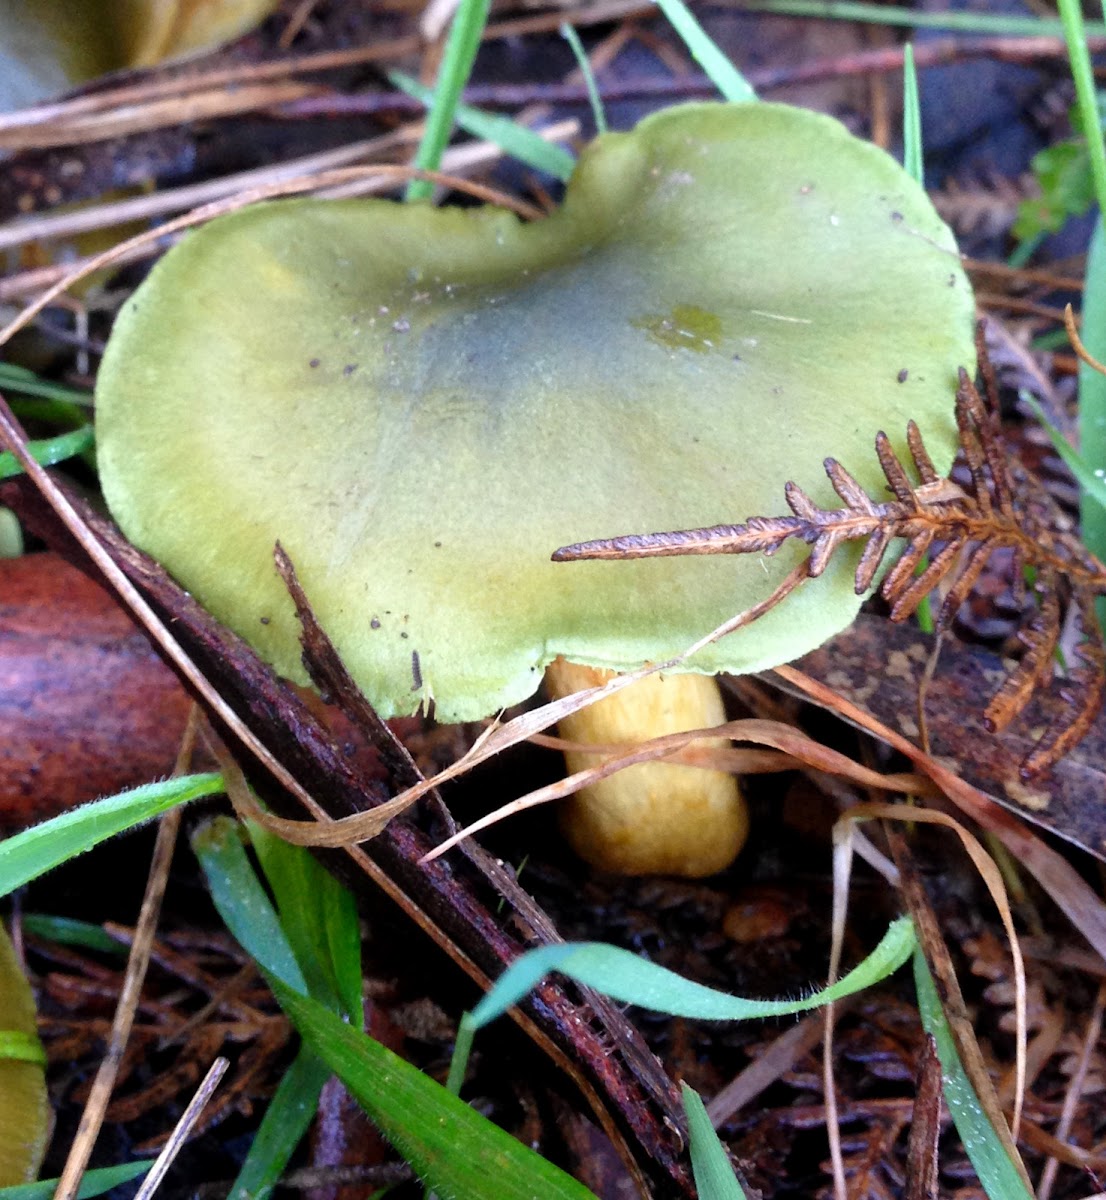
[422,716,936,862]
[53,809,182,1200]
[555,333,1106,777]
[132,1057,229,1200]
[776,662,1106,969]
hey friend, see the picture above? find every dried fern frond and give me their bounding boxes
[554,348,1106,778]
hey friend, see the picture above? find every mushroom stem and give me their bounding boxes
[544,659,748,877]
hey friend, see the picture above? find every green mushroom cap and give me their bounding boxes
[96,101,974,721]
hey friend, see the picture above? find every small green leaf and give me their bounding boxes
[1013,140,1094,242]
[913,949,1033,1200]
[0,774,223,898]
[19,916,125,956]
[682,1083,747,1199]
[468,915,915,1030]
[269,978,599,1200]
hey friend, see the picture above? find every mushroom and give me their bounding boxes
[0,0,281,110]
[95,102,974,874]
[545,659,747,876]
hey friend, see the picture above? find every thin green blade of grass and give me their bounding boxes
[902,43,922,186]
[560,24,607,135]
[0,426,94,482]
[8,395,91,431]
[901,40,935,635]
[246,820,364,1025]
[1019,392,1106,515]
[268,977,599,1200]
[1057,0,1106,217]
[0,773,223,898]
[1080,223,1106,593]
[1075,224,1106,630]
[19,915,125,956]
[405,0,493,202]
[681,1083,747,1199]
[0,1160,153,1200]
[0,366,93,407]
[913,948,1034,1200]
[195,817,378,1200]
[390,70,574,182]
[467,915,914,1030]
[653,0,757,102]
[740,0,1106,38]
[227,1047,332,1200]
[1055,0,1106,610]
[191,816,307,994]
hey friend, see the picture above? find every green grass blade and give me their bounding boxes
[227,1047,332,1200]
[191,816,307,993]
[682,1083,747,1199]
[900,40,935,634]
[0,426,94,482]
[0,365,93,407]
[0,1160,153,1200]
[1020,392,1106,516]
[560,23,607,135]
[269,978,599,1200]
[405,0,493,202]
[1058,0,1106,218]
[902,43,922,185]
[1079,222,1106,575]
[913,949,1033,1200]
[740,0,1106,37]
[653,0,757,102]
[246,820,364,1025]
[468,915,915,1029]
[0,774,223,898]
[390,70,574,182]
[19,915,124,956]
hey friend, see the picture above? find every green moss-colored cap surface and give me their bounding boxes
[97,102,974,720]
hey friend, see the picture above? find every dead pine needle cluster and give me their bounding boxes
[555,330,1106,778]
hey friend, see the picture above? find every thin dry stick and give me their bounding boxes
[841,802,1028,1150]
[0,130,411,251]
[132,1057,230,1200]
[1036,979,1106,1200]
[52,711,202,1200]
[53,808,182,1200]
[1066,301,1106,376]
[421,713,931,862]
[0,162,543,352]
